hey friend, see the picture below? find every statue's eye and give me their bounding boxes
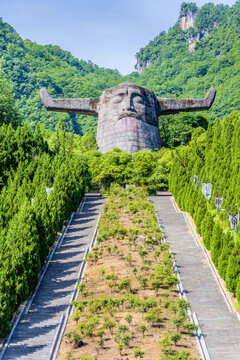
[133,96,144,104]
[112,95,123,104]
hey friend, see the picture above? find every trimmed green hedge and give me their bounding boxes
[0,124,86,338]
[169,111,240,303]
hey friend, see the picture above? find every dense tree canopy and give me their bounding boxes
[0,120,87,338]
[0,0,240,340]
[0,1,240,142]
[159,113,209,148]
[129,1,240,123]
[0,18,122,134]
[169,110,240,302]
[0,65,21,128]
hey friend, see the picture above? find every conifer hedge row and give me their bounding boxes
[0,124,86,338]
[169,111,240,304]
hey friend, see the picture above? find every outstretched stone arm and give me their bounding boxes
[40,88,99,116]
[157,88,216,115]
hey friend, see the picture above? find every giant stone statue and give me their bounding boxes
[40,83,216,154]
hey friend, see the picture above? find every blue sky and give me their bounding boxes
[1,0,237,75]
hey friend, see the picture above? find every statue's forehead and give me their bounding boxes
[100,83,155,103]
[103,84,143,96]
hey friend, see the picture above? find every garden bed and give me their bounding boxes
[57,186,200,360]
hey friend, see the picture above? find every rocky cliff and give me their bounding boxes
[179,10,197,31]
[179,4,199,52]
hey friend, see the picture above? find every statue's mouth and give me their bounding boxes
[118,111,138,121]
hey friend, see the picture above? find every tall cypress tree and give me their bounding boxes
[0,235,15,337]
[210,222,223,268]
[236,276,240,303]
[33,184,54,264]
[6,200,41,302]
[226,244,240,294]
[201,212,214,250]
[218,232,234,280]
[194,196,207,234]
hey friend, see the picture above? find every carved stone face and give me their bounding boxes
[96,83,161,154]
[41,81,215,154]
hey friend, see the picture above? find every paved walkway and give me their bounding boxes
[1,197,105,360]
[150,196,240,360]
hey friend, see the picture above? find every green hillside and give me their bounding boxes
[0,18,122,134]
[1,1,240,140]
[124,1,240,123]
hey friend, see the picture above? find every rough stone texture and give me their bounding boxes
[179,10,197,31]
[96,83,161,153]
[151,196,240,360]
[136,60,151,74]
[187,31,208,52]
[40,83,216,154]
[188,37,195,52]
[157,87,216,115]
[40,88,98,116]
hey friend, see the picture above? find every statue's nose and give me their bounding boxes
[123,95,133,111]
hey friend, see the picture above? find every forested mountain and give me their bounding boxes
[1,1,240,141]
[0,18,122,134]
[126,1,240,124]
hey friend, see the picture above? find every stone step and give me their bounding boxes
[150,196,240,360]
